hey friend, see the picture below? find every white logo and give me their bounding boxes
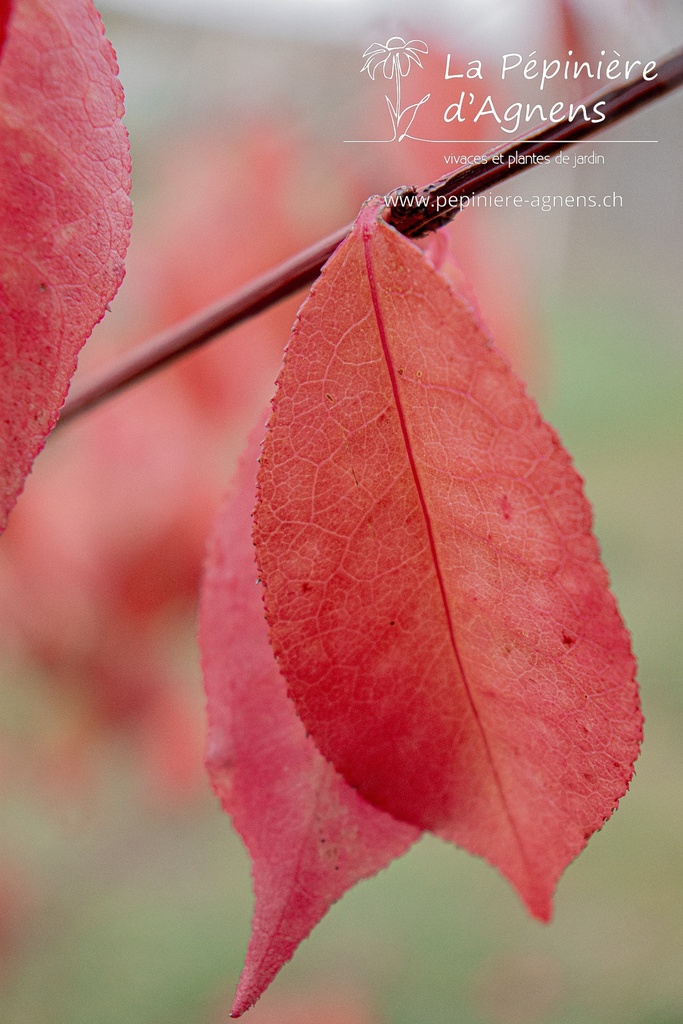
[361,37,430,142]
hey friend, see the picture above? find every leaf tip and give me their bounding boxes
[230,986,252,1018]
[230,978,261,1018]
[530,894,553,925]
[510,869,554,925]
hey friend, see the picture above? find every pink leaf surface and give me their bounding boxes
[254,197,642,921]
[0,0,131,531]
[200,419,418,1018]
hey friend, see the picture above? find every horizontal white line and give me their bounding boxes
[344,139,659,144]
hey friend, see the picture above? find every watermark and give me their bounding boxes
[384,190,624,213]
[348,40,660,144]
[444,150,606,167]
[360,38,430,142]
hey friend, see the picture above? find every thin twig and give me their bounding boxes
[58,46,683,426]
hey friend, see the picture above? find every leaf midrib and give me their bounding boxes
[361,213,534,881]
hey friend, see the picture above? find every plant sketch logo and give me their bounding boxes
[350,40,662,148]
[361,37,430,141]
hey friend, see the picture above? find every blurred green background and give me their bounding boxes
[0,2,682,1023]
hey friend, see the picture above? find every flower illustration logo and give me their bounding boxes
[361,37,430,141]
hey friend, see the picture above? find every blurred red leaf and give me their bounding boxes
[0,0,131,531]
[0,388,211,801]
[0,121,346,797]
[200,419,418,1017]
[254,197,642,921]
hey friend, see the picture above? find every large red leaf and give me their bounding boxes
[0,0,131,531]
[254,197,642,921]
[0,2,11,58]
[200,419,418,1017]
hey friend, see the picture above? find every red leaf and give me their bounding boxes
[254,198,642,921]
[200,419,418,1017]
[0,0,131,531]
[0,2,11,58]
